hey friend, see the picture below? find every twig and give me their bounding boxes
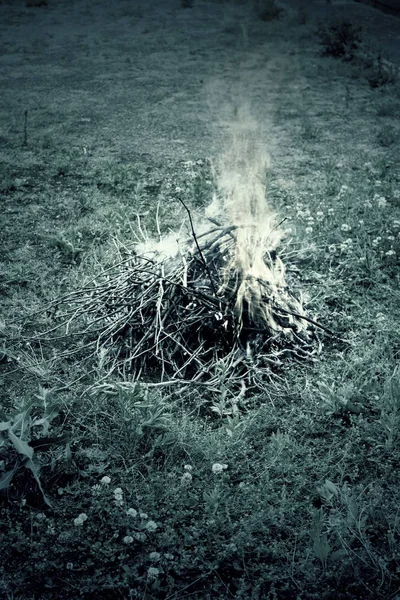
[176,196,218,298]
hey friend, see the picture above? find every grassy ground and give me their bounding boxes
[1,1,400,599]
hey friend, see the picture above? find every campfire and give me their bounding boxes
[54,108,328,392]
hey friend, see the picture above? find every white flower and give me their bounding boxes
[123,536,134,544]
[393,190,400,199]
[305,227,313,234]
[74,513,88,526]
[146,520,158,532]
[374,180,382,186]
[113,487,123,496]
[149,552,161,561]
[139,512,148,519]
[127,508,138,517]
[385,249,396,257]
[212,463,228,474]
[327,208,334,214]
[100,476,111,485]
[147,567,160,579]
[181,472,192,485]
[393,220,400,228]
[164,553,174,560]
[183,464,193,471]
[376,196,387,208]
[340,224,351,232]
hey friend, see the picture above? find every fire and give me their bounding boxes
[209,103,302,332]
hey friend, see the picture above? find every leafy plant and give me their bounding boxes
[0,388,69,506]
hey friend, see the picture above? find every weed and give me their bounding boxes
[366,57,398,89]
[377,125,398,147]
[0,389,69,507]
[316,20,362,61]
[252,0,283,22]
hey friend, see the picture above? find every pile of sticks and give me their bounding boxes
[55,205,324,390]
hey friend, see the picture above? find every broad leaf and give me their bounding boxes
[0,465,18,490]
[25,458,52,507]
[8,430,34,460]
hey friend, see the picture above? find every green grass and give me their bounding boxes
[1,5,400,600]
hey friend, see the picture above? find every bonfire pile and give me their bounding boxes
[60,202,321,389]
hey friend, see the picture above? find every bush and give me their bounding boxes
[317,20,362,61]
[253,0,283,22]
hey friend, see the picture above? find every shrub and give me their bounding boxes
[253,0,283,22]
[317,20,362,61]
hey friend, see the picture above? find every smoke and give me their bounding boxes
[207,100,291,330]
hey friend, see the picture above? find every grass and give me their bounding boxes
[1,3,400,600]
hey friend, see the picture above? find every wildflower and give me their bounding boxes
[393,190,400,199]
[364,200,372,208]
[374,195,387,208]
[73,513,88,526]
[316,211,324,217]
[387,235,395,241]
[91,484,101,495]
[181,472,192,485]
[100,476,111,485]
[164,553,174,560]
[385,249,396,257]
[146,520,158,532]
[340,224,351,232]
[139,512,148,519]
[327,207,334,214]
[374,180,382,186]
[393,220,400,228]
[113,488,123,496]
[372,237,381,248]
[358,219,364,225]
[305,226,313,234]
[133,531,146,541]
[212,463,228,474]
[127,508,138,517]
[149,552,161,561]
[183,464,193,471]
[147,567,160,579]
[123,536,134,544]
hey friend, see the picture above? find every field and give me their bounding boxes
[1,0,400,598]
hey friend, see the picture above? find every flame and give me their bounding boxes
[209,103,291,330]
